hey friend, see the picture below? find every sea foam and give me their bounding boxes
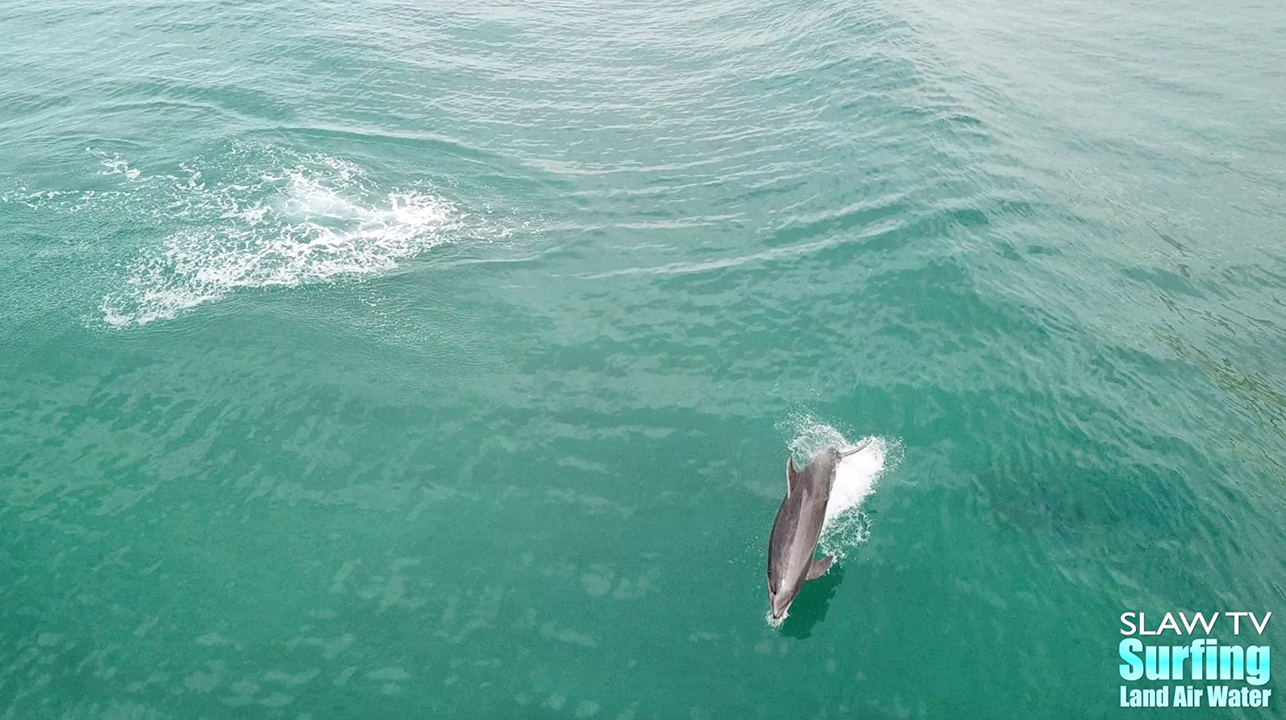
[99,148,461,326]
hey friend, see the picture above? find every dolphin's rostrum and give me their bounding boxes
[767,440,870,621]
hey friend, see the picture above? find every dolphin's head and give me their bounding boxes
[768,579,797,621]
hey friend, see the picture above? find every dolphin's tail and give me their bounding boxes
[839,438,873,457]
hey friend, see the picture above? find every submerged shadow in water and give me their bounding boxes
[780,564,845,639]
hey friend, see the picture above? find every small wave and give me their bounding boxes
[99,147,462,326]
[786,414,899,559]
[90,148,143,182]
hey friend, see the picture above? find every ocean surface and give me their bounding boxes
[3,0,1285,717]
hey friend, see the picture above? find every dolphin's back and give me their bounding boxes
[767,491,802,591]
[767,448,841,593]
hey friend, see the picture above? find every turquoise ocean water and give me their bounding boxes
[3,0,1285,717]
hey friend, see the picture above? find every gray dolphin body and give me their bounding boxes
[766,441,870,620]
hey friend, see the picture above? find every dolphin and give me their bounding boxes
[767,440,871,621]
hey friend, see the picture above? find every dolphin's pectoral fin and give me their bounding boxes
[806,555,834,581]
[786,456,801,496]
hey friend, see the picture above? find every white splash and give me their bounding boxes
[98,148,462,326]
[91,148,143,182]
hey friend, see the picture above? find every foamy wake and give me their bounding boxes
[786,415,898,560]
[98,147,462,326]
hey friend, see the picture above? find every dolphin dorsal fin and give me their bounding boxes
[786,455,802,496]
